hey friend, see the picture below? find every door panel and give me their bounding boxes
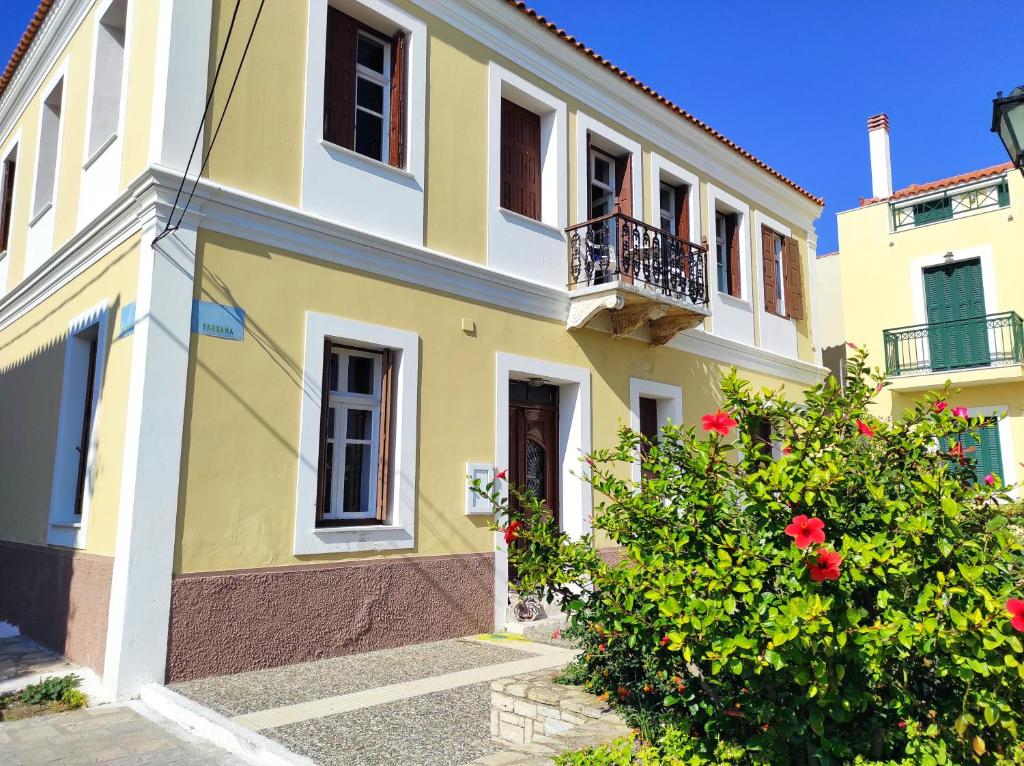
[924,260,988,371]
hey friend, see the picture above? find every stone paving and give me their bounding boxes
[0,703,245,765]
[0,636,77,692]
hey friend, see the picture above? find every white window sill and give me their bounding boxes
[47,520,85,549]
[83,133,118,171]
[319,139,417,184]
[28,202,53,228]
[296,523,415,555]
[499,207,565,240]
[717,291,752,310]
[50,520,82,529]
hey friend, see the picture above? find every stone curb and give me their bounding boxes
[139,683,316,766]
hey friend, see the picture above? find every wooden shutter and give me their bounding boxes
[324,7,358,149]
[614,153,633,217]
[782,235,804,319]
[674,184,689,242]
[388,32,407,168]
[761,226,778,315]
[375,349,394,521]
[0,157,14,252]
[727,215,741,298]
[315,340,334,520]
[499,99,541,220]
[585,132,593,218]
[976,421,1004,482]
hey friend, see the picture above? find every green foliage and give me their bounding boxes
[475,349,1024,764]
[16,674,81,706]
[60,688,87,709]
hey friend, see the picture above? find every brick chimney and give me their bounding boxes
[867,113,893,199]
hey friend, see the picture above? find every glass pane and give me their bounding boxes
[660,213,673,234]
[355,111,383,161]
[324,442,334,512]
[591,189,611,219]
[593,156,610,185]
[346,408,372,440]
[347,355,374,394]
[327,405,337,440]
[716,214,726,239]
[357,35,385,73]
[526,439,546,502]
[342,442,372,514]
[356,77,384,114]
[660,186,671,213]
[329,352,340,392]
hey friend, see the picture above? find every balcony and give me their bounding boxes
[882,311,1024,389]
[565,213,710,346]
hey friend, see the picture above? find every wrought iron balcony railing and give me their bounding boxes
[566,212,709,306]
[883,311,1024,376]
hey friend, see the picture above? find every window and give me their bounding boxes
[323,7,406,167]
[761,225,804,319]
[628,379,682,485]
[659,184,675,236]
[716,211,740,298]
[0,147,16,253]
[317,343,393,524]
[73,327,100,516]
[638,396,658,470]
[500,98,541,220]
[33,79,64,218]
[87,0,127,159]
[943,419,1004,486]
[912,197,952,226]
[589,147,616,220]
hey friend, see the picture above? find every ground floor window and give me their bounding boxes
[942,419,1004,485]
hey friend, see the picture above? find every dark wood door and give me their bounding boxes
[508,383,559,527]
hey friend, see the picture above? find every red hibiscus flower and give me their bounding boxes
[660,635,671,647]
[856,419,875,437]
[598,643,607,653]
[933,400,948,413]
[782,445,793,455]
[807,549,842,581]
[898,721,906,729]
[846,342,858,350]
[1007,599,1024,632]
[984,473,996,486]
[784,515,826,549]
[494,468,508,481]
[952,406,969,418]
[503,520,522,545]
[701,410,737,437]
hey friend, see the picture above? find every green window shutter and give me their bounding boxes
[974,421,1004,482]
[923,261,989,370]
[997,181,1010,207]
[913,197,953,226]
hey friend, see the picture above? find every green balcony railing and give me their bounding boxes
[883,311,1024,377]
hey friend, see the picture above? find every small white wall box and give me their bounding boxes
[466,463,495,516]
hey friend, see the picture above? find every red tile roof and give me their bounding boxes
[860,162,1013,206]
[504,1,823,207]
[0,1,54,102]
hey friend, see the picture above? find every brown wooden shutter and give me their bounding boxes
[674,183,689,241]
[324,7,358,149]
[388,32,407,168]
[585,132,593,219]
[614,153,632,217]
[0,157,14,253]
[727,215,742,298]
[315,339,334,521]
[499,99,541,220]
[375,349,394,521]
[782,235,804,319]
[761,226,778,315]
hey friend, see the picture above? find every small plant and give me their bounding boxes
[17,674,81,706]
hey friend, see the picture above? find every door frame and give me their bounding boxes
[911,246,995,325]
[493,353,592,629]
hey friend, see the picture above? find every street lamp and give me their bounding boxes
[992,86,1024,175]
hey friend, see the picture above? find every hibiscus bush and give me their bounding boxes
[479,348,1024,764]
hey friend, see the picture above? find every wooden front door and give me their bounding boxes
[508,382,559,528]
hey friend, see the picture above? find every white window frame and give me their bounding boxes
[83,0,130,166]
[575,112,642,225]
[30,74,66,224]
[295,312,419,554]
[352,29,391,164]
[649,153,699,244]
[628,378,682,485]
[486,62,567,286]
[753,209,798,358]
[589,147,616,219]
[714,211,729,292]
[322,347,382,521]
[48,301,110,549]
[909,245,996,326]
[770,229,785,316]
[0,134,20,296]
[658,182,675,235]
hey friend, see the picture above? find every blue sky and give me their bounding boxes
[1,1,1017,252]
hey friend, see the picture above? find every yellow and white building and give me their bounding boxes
[834,114,1023,493]
[0,0,825,698]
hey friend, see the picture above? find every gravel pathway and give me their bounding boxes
[170,638,535,717]
[264,682,501,766]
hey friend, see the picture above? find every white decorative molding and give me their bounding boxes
[648,153,700,244]
[753,210,797,359]
[628,377,682,484]
[574,112,643,224]
[706,182,754,347]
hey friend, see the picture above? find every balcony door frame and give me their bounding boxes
[493,353,591,629]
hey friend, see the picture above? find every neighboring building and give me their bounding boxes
[0,0,825,698]
[837,113,1022,493]
[814,251,844,384]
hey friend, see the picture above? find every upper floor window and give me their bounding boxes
[715,211,740,298]
[588,142,632,219]
[33,79,64,219]
[87,0,127,160]
[324,7,406,168]
[892,178,1011,231]
[659,184,676,235]
[499,98,541,220]
[761,225,804,319]
[0,147,16,253]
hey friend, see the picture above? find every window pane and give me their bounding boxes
[347,355,374,394]
[324,442,334,512]
[357,35,385,73]
[329,352,340,392]
[660,186,671,212]
[346,408,372,440]
[343,443,372,513]
[355,111,383,161]
[356,77,384,114]
[594,156,610,185]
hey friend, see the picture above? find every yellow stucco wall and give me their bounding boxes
[175,229,812,574]
[0,234,139,557]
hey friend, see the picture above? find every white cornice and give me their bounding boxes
[0,0,92,149]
